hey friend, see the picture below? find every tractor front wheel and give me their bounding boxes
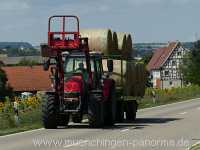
[42,95,58,129]
[88,95,104,128]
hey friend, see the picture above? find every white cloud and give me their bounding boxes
[0,0,30,11]
[50,2,111,16]
[128,0,162,5]
[99,5,110,12]
[0,0,198,44]
[128,0,191,5]
[171,0,190,5]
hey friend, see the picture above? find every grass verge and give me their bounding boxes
[139,85,200,109]
[0,107,42,136]
[0,123,42,136]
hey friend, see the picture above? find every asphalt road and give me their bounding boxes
[1,98,200,150]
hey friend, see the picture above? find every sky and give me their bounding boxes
[0,0,200,45]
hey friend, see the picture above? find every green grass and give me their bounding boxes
[139,85,200,109]
[0,123,42,136]
[0,107,42,136]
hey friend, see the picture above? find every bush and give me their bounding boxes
[0,98,16,128]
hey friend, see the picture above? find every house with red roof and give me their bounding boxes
[147,41,187,89]
[2,66,52,93]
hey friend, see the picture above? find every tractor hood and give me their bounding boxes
[64,75,84,94]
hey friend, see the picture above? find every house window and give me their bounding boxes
[169,81,173,85]
[165,71,169,76]
[177,51,181,56]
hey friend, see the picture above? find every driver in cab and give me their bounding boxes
[75,63,89,82]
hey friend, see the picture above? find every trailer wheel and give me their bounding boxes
[126,111,136,121]
[88,95,104,128]
[42,95,58,129]
[125,101,138,121]
[72,113,83,123]
[104,87,116,126]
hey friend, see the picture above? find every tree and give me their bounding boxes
[0,68,13,101]
[139,51,154,87]
[181,40,200,85]
[0,68,7,89]
[141,51,153,66]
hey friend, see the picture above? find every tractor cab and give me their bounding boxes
[61,51,106,116]
[62,51,103,93]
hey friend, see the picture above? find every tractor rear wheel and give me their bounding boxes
[58,114,70,126]
[88,95,104,128]
[104,87,116,126]
[42,95,58,129]
[115,100,124,123]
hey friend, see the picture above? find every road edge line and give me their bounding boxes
[0,119,89,138]
[138,97,200,112]
[0,128,44,138]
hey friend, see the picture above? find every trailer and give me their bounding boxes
[103,55,146,122]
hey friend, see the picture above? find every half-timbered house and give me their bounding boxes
[147,41,187,89]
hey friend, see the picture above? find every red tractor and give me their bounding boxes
[41,16,116,128]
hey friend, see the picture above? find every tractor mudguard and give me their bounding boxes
[103,79,115,99]
[45,91,56,96]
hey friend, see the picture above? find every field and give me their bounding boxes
[0,85,200,136]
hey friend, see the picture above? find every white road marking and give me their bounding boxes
[139,98,200,112]
[188,141,200,150]
[120,129,129,132]
[179,112,187,115]
[63,140,88,148]
[0,119,89,138]
[0,128,44,138]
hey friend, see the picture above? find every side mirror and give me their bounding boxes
[43,59,50,71]
[107,59,113,72]
[102,72,109,79]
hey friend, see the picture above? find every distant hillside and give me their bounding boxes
[0,42,34,49]
[0,42,40,57]
[134,42,194,57]
[133,43,166,57]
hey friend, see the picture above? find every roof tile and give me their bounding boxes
[2,66,52,92]
[147,42,178,71]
